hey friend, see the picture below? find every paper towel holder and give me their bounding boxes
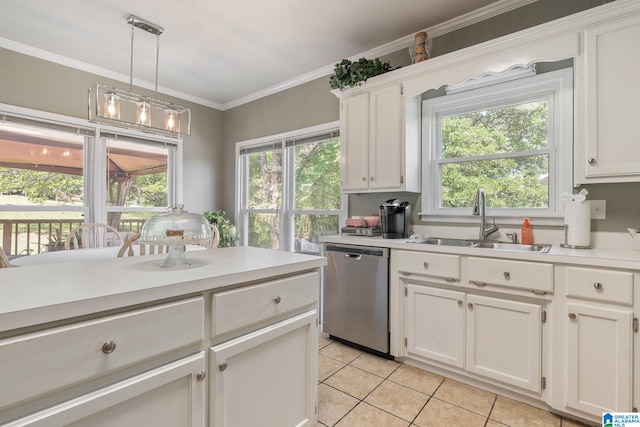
[559,224,592,249]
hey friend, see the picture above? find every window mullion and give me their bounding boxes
[438,148,551,165]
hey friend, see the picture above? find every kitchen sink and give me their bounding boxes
[474,241,552,253]
[407,237,552,253]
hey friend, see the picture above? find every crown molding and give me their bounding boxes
[1,0,538,112]
[221,0,539,110]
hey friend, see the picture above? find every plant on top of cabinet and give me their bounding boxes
[329,58,395,90]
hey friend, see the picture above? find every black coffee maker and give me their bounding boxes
[380,199,411,239]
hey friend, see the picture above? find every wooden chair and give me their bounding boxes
[65,223,125,250]
[117,225,219,258]
[0,247,11,268]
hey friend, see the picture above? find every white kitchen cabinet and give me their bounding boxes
[210,310,318,427]
[575,12,640,183]
[566,303,633,415]
[563,266,635,416]
[5,353,206,427]
[338,84,420,193]
[466,294,542,393]
[405,283,465,368]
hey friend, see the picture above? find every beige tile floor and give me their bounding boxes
[318,334,594,427]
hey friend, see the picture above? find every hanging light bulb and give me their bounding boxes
[104,92,120,119]
[165,109,178,132]
[136,101,151,126]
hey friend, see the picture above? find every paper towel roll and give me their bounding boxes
[565,200,591,247]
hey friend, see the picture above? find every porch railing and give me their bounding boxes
[1,219,146,256]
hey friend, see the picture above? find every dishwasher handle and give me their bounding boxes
[344,253,362,260]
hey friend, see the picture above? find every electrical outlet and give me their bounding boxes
[590,200,606,219]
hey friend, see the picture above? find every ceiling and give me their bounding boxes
[0,0,511,110]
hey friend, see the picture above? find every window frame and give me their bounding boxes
[0,103,183,223]
[235,121,345,252]
[420,67,573,226]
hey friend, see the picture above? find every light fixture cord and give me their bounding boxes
[155,34,160,96]
[129,23,135,91]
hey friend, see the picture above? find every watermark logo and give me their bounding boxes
[603,412,640,427]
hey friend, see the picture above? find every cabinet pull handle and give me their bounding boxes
[531,290,547,296]
[101,341,116,354]
[370,176,375,181]
[400,271,412,276]
[593,282,603,291]
[467,303,474,309]
[444,278,456,283]
[588,158,596,165]
[273,296,282,304]
[423,261,429,269]
[503,271,511,280]
[457,299,463,306]
[470,281,486,287]
[196,371,207,382]
[219,361,228,372]
[568,313,577,320]
[362,176,366,182]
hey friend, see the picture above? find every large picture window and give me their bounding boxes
[421,67,573,225]
[237,122,344,254]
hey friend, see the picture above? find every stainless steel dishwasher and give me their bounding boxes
[323,244,391,358]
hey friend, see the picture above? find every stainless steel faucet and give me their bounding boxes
[473,188,499,241]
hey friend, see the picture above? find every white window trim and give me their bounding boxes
[0,102,183,223]
[235,121,346,251]
[420,68,573,226]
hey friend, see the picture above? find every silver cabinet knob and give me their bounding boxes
[588,158,596,165]
[219,361,228,372]
[273,296,282,304]
[101,341,116,354]
[593,282,603,291]
[457,299,463,306]
[423,261,429,269]
[370,176,375,181]
[467,303,474,309]
[503,271,511,280]
[196,371,207,382]
[362,176,366,182]
[568,313,577,320]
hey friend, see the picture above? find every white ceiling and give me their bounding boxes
[0,0,517,110]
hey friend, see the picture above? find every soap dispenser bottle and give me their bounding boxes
[521,218,533,245]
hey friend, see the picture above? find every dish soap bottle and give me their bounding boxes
[521,218,533,245]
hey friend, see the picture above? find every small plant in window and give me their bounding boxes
[203,210,238,247]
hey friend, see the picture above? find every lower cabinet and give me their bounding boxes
[405,281,543,393]
[565,302,634,415]
[210,310,318,427]
[5,352,206,427]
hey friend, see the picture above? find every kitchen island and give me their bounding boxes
[0,246,325,426]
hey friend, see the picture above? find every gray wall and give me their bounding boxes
[0,47,224,215]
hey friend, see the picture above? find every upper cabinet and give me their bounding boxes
[575,12,640,184]
[338,84,421,193]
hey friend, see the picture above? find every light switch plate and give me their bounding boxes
[590,200,606,219]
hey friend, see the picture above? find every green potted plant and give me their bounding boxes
[44,228,67,252]
[203,210,238,247]
[329,58,395,91]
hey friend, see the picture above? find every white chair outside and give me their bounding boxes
[0,247,11,268]
[65,223,125,250]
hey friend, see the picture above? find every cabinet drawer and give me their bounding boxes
[468,257,553,293]
[396,250,460,281]
[565,266,633,305]
[0,297,204,410]
[212,272,318,337]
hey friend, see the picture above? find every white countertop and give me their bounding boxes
[319,234,640,269]
[0,246,326,333]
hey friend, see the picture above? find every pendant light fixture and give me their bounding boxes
[88,15,191,137]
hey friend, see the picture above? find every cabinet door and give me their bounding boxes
[577,14,640,182]
[5,353,206,427]
[466,295,542,393]
[210,310,318,427]
[369,85,403,190]
[566,303,633,415]
[340,93,369,191]
[405,283,465,368]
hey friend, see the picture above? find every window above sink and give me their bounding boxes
[419,65,574,227]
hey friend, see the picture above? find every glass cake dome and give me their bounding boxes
[140,205,212,268]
